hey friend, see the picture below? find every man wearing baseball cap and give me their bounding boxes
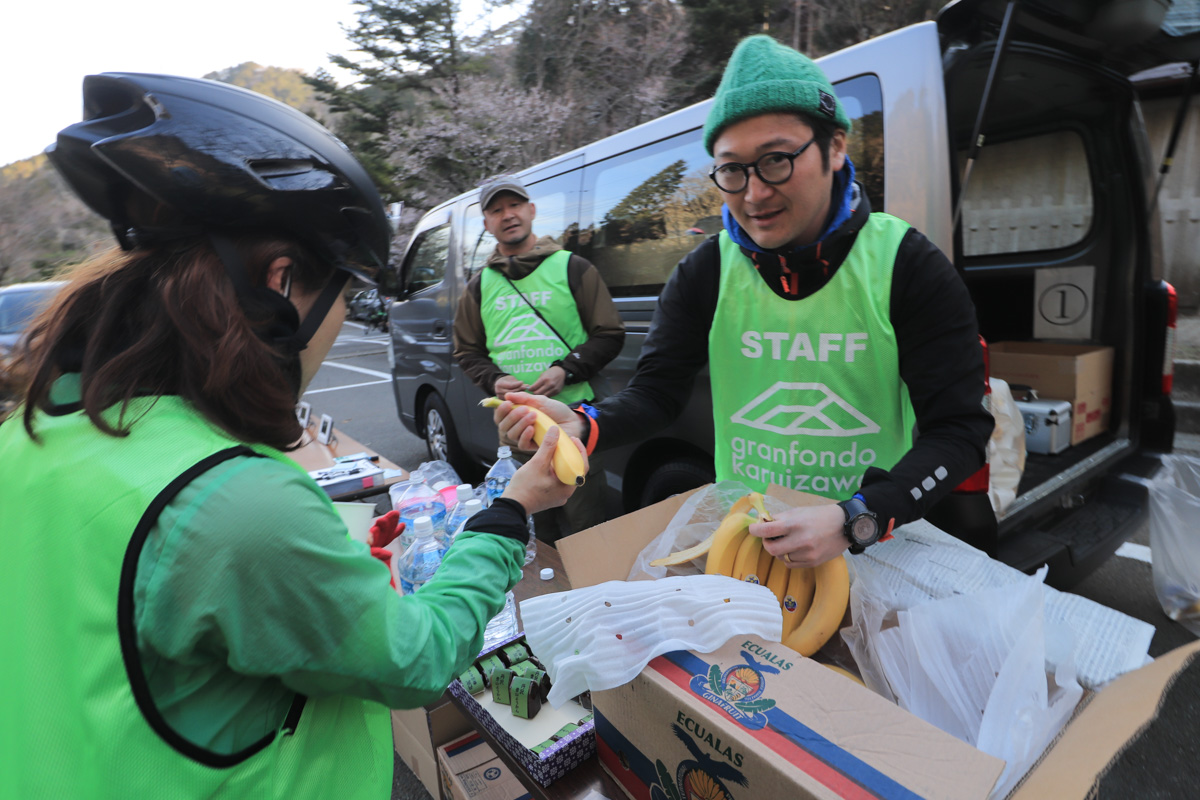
[492,35,992,565]
[454,174,625,539]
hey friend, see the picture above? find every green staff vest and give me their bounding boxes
[0,395,392,799]
[481,250,593,405]
[709,217,917,498]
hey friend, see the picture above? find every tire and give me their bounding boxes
[422,392,475,480]
[638,456,715,509]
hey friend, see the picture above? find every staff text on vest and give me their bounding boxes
[495,291,553,311]
[740,331,868,362]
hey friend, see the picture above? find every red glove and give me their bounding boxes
[368,510,402,548]
[368,510,403,589]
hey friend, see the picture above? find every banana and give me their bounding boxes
[764,556,789,606]
[649,493,761,568]
[821,663,866,687]
[732,534,765,583]
[784,554,850,657]
[480,397,585,486]
[755,546,775,587]
[704,511,754,577]
[780,566,816,639]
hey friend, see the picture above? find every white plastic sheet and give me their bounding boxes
[519,575,782,708]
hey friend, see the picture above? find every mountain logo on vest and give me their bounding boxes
[494,313,557,346]
[731,382,880,437]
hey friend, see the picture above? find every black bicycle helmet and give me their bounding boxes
[47,72,395,354]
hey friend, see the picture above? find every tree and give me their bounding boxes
[306,0,469,200]
[388,77,573,207]
[811,0,941,53]
[676,0,779,102]
[514,0,690,145]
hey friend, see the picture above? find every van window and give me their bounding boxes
[834,74,884,213]
[460,172,582,281]
[579,131,724,297]
[403,225,451,294]
[958,130,1094,256]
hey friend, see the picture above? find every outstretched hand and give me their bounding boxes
[502,426,588,516]
[492,391,584,453]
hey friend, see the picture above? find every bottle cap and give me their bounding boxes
[413,515,434,536]
[539,567,554,581]
[456,483,474,501]
[463,498,483,513]
[498,445,512,459]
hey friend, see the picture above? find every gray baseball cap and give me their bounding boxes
[479,175,530,210]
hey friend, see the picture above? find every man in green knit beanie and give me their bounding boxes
[491,35,990,570]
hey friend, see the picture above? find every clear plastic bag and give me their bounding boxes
[986,377,1026,517]
[1144,454,1200,635]
[625,481,789,581]
[842,559,1082,799]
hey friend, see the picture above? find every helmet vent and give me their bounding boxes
[249,159,344,191]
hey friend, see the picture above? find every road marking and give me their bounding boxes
[321,361,392,380]
[1115,542,1152,564]
[305,378,392,395]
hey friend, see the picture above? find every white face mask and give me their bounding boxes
[519,575,783,708]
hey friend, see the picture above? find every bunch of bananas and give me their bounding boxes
[650,493,850,658]
[480,397,586,486]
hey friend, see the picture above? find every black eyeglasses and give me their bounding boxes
[708,139,817,193]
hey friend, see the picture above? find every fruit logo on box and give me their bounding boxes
[689,650,779,730]
[649,724,748,800]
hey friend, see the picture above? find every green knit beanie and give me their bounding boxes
[703,35,851,155]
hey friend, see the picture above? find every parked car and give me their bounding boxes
[385,0,1200,587]
[1,280,67,416]
[0,281,66,361]
[347,288,382,321]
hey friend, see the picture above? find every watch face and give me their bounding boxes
[850,515,878,545]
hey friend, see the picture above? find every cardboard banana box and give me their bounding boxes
[557,484,1200,800]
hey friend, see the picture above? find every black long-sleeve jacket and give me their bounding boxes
[591,191,994,530]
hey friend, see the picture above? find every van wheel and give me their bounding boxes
[422,393,469,475]
[638,456,715,509]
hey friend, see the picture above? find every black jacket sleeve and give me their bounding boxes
[592,237,721,445]
[857,228,993,529]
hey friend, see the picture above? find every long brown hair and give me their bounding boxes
[13,234,330,451]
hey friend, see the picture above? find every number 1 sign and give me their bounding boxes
[1034,266,1094,340]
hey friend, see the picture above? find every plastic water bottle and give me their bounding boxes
[485,447,537,566]
[445,495,483,552]
[484,446,519,504]
[482,591,519,651]
[391,478,447,551]
[399,516,443,595]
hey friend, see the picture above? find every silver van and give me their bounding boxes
[387,0,1199,586]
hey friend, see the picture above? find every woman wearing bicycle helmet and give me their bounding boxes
[0,74,585,798]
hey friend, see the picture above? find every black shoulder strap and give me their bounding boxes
[500,271,576,351]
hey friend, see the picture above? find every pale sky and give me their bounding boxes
[0,0,524,168]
